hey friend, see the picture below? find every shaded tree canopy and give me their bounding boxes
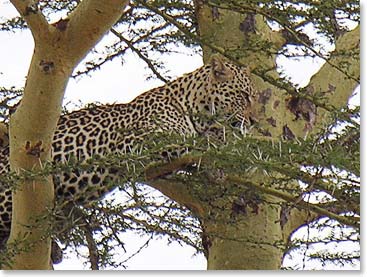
[0,0,359,270]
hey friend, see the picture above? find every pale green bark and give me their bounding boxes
[142,1,359,267]
[205,196,283,270]
[191,2,359,270]
[6,0,129,269]
[307,26,360,133]
[193,3,285,269]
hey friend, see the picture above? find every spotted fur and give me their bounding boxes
[0,56,257,243]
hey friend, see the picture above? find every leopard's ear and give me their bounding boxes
[209,55,233,82]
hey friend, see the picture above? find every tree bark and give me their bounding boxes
[204,196,283,270]
[6,0,129,269]
[191,1,360,270]
[193,3,285,269]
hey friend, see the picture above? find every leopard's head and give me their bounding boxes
[203,55,257,127]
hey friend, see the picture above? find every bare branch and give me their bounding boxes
[83,224,99,270]
[110,28,169,83]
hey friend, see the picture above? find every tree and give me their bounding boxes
[0,0,360,270]
[1,0,129,269]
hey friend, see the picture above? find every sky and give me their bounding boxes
[0,0,362,273]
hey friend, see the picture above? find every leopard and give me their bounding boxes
[0,55,257,254]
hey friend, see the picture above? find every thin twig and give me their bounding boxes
[111,28,169,83]
[119,235,153,265]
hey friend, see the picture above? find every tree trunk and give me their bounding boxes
[204,195,283,270]
[193,2,285,269]
[8,41,73,270]
[192,1,359,270]
[6,0,129,269]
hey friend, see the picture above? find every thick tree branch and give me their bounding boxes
[145,155,359,228]
[281,208,316,243]
[146,156,205,216]
[306,26,360,133]
[148,179,205,217]
[9,0,49,40]
[207,1,359,83]
[145,156,200,180]
[59,0,130,67]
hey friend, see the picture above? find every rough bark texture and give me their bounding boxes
[6,0,129,269]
